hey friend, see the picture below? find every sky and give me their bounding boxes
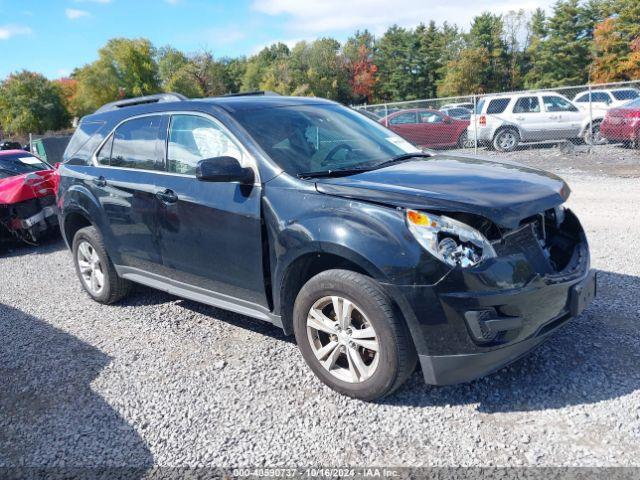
[0,0,556,80]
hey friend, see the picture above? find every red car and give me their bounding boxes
[379,108,470,148]
[0,150,58,244]
[600,97,640,147]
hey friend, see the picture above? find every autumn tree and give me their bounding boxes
[591,0,640,81]
[0,71,70,135]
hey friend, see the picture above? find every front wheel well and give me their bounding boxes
[279,253,368,334]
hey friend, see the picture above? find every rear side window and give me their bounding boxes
[612,90,639,101]
[108,116,163,171]
[419,111,443,124]
[486,98,510,114]
[390,112,417,125]
[63,121,105,164]
[474,99,485,114]
[513,97,540,113]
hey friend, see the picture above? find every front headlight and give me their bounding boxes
[406,209,496,268]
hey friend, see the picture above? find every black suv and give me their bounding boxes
[58,93,596,400]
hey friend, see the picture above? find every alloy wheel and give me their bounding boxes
[76,240,105,295]
[306,296,379,383]
[497,131,517,150]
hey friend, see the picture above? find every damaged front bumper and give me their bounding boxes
[0,196,58,244]
[393,208,596,385]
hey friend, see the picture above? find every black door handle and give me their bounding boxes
[156,189,178,204]
[92,176,107,187]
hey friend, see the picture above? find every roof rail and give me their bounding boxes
[221,91,281,97]
[94,92,188,114]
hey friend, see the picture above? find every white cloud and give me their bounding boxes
[66,8,91,20]
[251,0,556,33]
[73,0,112,3]
[184,26,246,46]
[0,24,32,40]
[165,0,181,4]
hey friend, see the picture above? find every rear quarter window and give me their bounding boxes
[487,98,510,114]
[63,121,106,164]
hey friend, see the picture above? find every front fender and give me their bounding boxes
[264,177,450,309]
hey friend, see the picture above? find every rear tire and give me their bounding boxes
[72,226,131,304]
[583,121,606,145]
[493,128,520,152]
[293,269,417,401]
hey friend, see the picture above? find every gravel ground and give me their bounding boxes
[458,142,640,178]
[1,171,639,470]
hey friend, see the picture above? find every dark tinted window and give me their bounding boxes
[0,153,51,179]
[591,92,611,102]
[390,112,418,125]
[612,90,639,101]
[63,121,105,164]
[513,97,540,113]
[110,116,163,170]
[487,98,510,114]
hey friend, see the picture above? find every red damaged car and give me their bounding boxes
[0,150,58,244]
[600,97,640,148]
[379,108,470,149]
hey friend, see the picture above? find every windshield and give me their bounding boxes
[233,103,421,175]
[0,153,51,179]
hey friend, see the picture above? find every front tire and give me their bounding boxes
[457,131,469,149]
[72,226,131,304]
[293,269,417,401]
[493,128,520,152]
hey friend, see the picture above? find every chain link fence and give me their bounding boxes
[355,80,640,163]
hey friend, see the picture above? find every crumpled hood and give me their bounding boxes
[314,154,570,229]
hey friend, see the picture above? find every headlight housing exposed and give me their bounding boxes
[406,209,496,268]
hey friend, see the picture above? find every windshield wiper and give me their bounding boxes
[296,152,433,180]
[371,151,433,169]
[297,168,370,179]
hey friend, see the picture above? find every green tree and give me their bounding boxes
[524,0,602,88]
[157,46,189,88]
[73,38,161,115]
[374,25,422,101]
[438,13,509,96]
[242,43,290,92]
[0,71,70,135]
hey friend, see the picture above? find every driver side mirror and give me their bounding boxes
[196,157,254,184]
[443,116,453,124]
